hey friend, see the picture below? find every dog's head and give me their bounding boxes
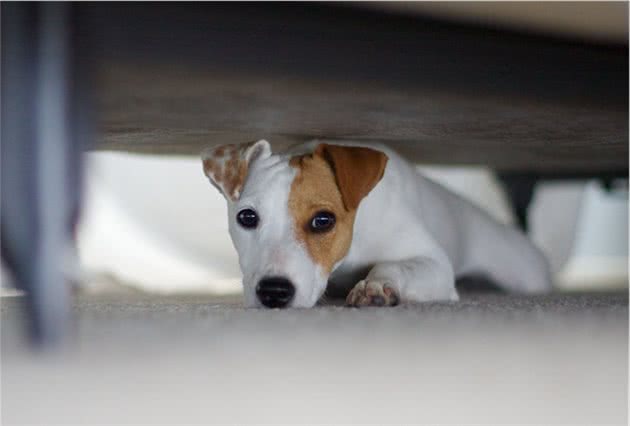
[202,140,388,308]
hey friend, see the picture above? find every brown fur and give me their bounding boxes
[202,141,259,200]
[315,144,388,211]
[289,144,388,272]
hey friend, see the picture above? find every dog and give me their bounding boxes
[201,140,552,308]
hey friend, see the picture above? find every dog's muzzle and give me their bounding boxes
[256,277,295,308]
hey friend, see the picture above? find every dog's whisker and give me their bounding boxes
[317,292,329,306]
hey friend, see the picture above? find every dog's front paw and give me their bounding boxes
[346,280,399,307]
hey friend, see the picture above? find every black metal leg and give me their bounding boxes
[498,171,628,233]
[1,3,87,346]
[497,174,538,232]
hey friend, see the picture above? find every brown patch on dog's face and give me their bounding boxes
[288,144,388,273]
[289,153,354,274]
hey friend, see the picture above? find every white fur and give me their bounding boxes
[222,146,327,308]
[209,140,553,307]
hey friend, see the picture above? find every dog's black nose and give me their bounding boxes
[256,277,295,308]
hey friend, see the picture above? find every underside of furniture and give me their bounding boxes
[88,3,628,175]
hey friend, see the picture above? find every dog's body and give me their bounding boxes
[202,140,552,308]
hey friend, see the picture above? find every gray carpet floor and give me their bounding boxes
[2,291,628,425]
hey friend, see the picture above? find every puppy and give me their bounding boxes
[202,140,551,308]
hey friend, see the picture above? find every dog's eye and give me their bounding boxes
[237,208,259,229]
[309,211,336,233]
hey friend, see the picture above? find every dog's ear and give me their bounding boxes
[201,139,271,201]
[315,144,388,211]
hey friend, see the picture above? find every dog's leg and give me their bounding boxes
[346,256,458,307]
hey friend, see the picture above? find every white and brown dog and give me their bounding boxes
[202,140,552,308]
